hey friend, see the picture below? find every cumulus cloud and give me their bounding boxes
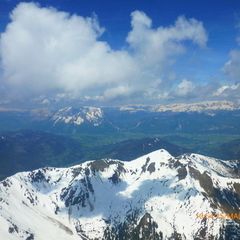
[221,25,240,100]
[152,79,197,101]
[103,85,131,99]
[212,83,240,100]
[174,79,195,97]
[0,2,136,94]
[0,2,208,102]
[213,84,239,96]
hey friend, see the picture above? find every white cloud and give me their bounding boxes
[175,79,195,97]
[0,2,137,94]
[213,85,230,96]
[222,32,240,100]
[224,50,240,82]
[103,85,131,99]
[153,79,196,100]
[126,11,207,87]
[0,3,208,102]
[213,83,240,97]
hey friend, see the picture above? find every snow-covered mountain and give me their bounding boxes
[120,101,240,113]
[152,100,239,113]
[0,150,240,239]
[52,106,103,126]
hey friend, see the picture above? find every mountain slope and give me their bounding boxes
[0,149,240,239]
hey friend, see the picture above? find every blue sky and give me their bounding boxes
[1,0,239,49]
[0,0,240,105]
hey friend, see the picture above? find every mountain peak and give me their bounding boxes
[129,148,173,168]
[0,150,240,239]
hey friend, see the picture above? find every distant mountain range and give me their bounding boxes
[120,100,240,113]
[0,149,240,239]
[52,106,103,126]
[47,101,240,128]
[0,101,240,132]
[1,100,238,135]
[0,100,240,181]
[153,100,240,112]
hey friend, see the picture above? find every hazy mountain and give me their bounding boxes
[0,130,84,180]
[0,131,188,180]
[214,139,240,161]
[119,101,240,113]
[52,106,104,126]
[0,149,239,239]
[152,100,240,112]
[1,101,240,135]
[97,137,189,160]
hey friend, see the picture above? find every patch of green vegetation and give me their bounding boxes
[162,133,240,159]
